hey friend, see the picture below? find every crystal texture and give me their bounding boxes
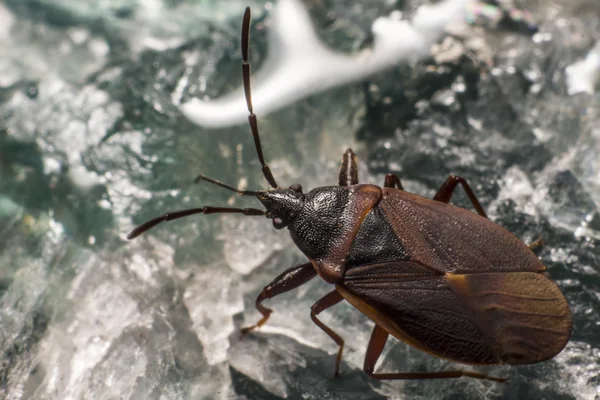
[0,0,599,399]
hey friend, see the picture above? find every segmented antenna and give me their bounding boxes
[241,7,278,189]
[125,8,276,240]
[194,173,257,196]
[127,206,265,239]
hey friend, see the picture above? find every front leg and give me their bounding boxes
[338,148,359,186]
[241,262,316,334]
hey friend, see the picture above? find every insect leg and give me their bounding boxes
[383,174,404,190]
[363,325,506,382]
[528,236,544,251]
[433,175,488,218]
[241,262,316,335]
[338,148,359,186]
[310,290,345,376]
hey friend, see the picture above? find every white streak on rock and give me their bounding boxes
[178,0,469,128]
[566,41,600,95]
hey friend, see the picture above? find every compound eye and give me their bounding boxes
[272,217,285,230]
[289,183,302,193]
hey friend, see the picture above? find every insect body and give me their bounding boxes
[128,7,572,382]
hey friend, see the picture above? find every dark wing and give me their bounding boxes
[447,271,572,364]
[379,188,545,274]
[341,261,572,365]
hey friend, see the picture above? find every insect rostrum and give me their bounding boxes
[128,7,572,383]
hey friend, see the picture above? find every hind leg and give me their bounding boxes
[363,325,505,382]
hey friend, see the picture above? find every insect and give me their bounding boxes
[128,7,572,383]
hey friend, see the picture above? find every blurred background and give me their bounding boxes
[1,0,599,399]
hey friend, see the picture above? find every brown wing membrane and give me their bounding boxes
[379,188,545,274]
[447,272,572,364]
[342,262,572,365]
[343,261,498,364]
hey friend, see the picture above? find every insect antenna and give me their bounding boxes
[127,173,264,239]
[127,8,277,240]
[194,173,257,196]
[127,206,265,239]
[241,7,279,189]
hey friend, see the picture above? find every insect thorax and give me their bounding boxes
[288,185,382,283]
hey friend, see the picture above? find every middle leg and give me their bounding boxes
[310,290,345,376]
[383,173,404,190]
[433,175,488,218]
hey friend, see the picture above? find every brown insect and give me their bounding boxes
[128,7,572,382]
